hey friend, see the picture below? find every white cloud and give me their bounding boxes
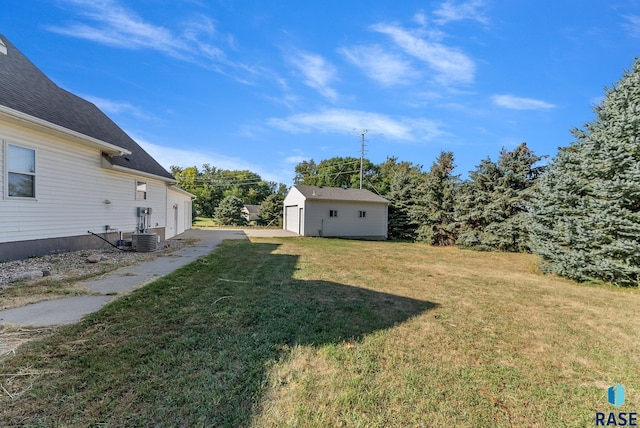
[50,0,189,55]
[48,0,234,69]
[268,108,445,142]
[135,138,283,183]
[492,94,555,110]
[433,0,488,25]
[284,155,308,165]
[371,23,475,86]
[288,51,338,102]
[340,45,419,86]
[622,15,640,38]
[83,95,156,121]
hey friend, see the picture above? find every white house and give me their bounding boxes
[0,35,193,261]
[283,185,389,239]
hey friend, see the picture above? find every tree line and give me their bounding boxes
[293,143,544,252]
[170,164,287,227]
[172,58,640,287]
[295,58,640,287]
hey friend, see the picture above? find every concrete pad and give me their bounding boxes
[0,296,114,326]
[243,229,298,238]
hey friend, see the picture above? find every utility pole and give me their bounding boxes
[359,129,367,189]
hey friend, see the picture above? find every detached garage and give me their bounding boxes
[283,185,389,239]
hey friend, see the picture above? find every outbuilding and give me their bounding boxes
[283,185,389,239]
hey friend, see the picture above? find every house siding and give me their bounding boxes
[166,187,192,239]
[304,200,387,238]
[283,187,305,235]
[283,186,388,238]
[0,121,168,251]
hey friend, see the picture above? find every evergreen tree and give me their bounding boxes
[456,143,543,251]
[214,195,247,226]
[379,157,426,240]
[530,59,640,286]
[258,193,285,227]
[372,156,423,196]
[413,151,458,245]
[386,171,419,240]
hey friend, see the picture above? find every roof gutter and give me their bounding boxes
[100,159,177,184]
[168,184,196,199]
[0,105,131,156]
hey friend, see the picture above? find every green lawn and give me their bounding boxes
[192,216,280,229]
[1,238,638,426]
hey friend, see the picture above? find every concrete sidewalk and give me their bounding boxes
[0,229,250,327]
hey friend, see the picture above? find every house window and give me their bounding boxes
[359,210,367,218]
[7,143,36,198]
[136,181,147,200]
[329,209,338,217]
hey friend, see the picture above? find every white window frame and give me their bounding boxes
[5,141,37,199]
[359,210,367,218]
[329,209,338,217]
[136,180,147,201]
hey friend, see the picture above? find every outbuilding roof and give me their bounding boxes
[0,34,174,181]
[243,204,261,214]
[294,185,389,203]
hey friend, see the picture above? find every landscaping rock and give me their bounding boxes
[9,270,44,283]
[0,244,181,286]
[86,254,102,263]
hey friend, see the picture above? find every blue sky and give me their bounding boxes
[2,0,639,184]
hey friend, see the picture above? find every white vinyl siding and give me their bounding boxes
[0,122,168,243]
[166,187,192,239]
[282,186,387,238]
[305,200,387,237]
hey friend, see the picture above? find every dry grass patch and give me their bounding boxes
[252,239,640,427]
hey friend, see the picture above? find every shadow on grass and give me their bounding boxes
[0,240,437,426]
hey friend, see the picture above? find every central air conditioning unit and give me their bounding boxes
[132,232,157,252]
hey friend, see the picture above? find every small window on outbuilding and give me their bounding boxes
[359,210,367,218]
[329,209,338,217]
[136,181,147,200]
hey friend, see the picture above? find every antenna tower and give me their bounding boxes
[359,129,368,189]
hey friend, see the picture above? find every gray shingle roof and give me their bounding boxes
[294,185,389,203]
[0,35,174,181]
[243,204,261,214]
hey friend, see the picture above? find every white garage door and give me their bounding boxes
[285,205,299,234]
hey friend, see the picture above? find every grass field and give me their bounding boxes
[1,238,638,426]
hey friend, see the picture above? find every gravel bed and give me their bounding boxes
[0,249,159,286]
[0,238,188,286]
